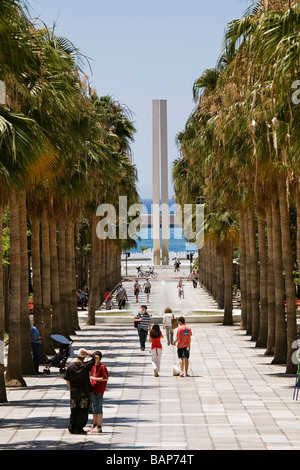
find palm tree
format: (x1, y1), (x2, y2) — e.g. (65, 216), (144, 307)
(1, 5), (83, 384)
(234, 0), (299, 371)
(85, 95), (139, 325)
(0, 9), (100, 386)
(0, 0), (142, 402)
(204, 210), (239, 325)
(173, 0), (300, 376)
(222, 0), (299, 372)
(1, 111), (50, 388)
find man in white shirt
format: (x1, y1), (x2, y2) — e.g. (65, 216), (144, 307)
(163, 307), (175, 345)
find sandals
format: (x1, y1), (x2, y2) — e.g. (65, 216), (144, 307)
(88, 426), (102, 434)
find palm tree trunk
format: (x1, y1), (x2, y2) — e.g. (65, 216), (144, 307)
(50, 218), (60, 334)
(297, 179), (300, 278)
(239, 208), (248, 330)
(202, 243), (208, 290)
(207, 241), (211, 295)
(198, 248), (203, 285)
(223, 240), (233, 326)
(31, 218), (43, 325)
(104, 239), (111, 291)
(72, 225), (80, 330)
(265, 200), (275, 355)
(256, 206), (268, 348)
(244, 211), (252, 335)
(116, 244), (122, 285)
(112, 242), (117, 290)
(41, 209), (54, 355)
(99, 239), (106, 306)
(271, 194), (287, 364)
(0, 204), (7, 402)
(212, 244), (217, 300)
(277, 175), (297, 374)
(248, 206), (260, 342)
(5, 188), (26, 387)
(87, 218), (100, 325)
(65, 220), (75, 335)
(19, 191), (35, 374)
(58, 222), (68, 337)
(216, 254), (224, 309)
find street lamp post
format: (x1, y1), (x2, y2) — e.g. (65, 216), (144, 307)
(124, 252), (130, 275)
(187, 252), (194, 274)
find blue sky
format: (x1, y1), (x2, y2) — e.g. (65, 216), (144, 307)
(29, 0), (252, 199)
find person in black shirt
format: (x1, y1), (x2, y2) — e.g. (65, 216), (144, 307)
(134, 305), (151, 351)
(64, 348), (95, 434)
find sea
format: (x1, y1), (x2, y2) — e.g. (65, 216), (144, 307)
(128, 198), (198, 254)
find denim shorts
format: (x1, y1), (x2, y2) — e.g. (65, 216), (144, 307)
(177, 347), (190, 359)
(90, 393), (103, 414)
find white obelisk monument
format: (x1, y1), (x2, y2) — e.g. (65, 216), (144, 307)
(152, 99), (169, 266)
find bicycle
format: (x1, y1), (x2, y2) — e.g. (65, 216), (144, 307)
(136, 266), (158, 279)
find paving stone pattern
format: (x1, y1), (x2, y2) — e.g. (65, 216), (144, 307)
(1, 321), (300, 450)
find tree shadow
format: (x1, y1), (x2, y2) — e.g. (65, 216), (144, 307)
(2, 323), (187, 448)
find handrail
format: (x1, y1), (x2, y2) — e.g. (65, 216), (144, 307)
(99, 282), (123, 310)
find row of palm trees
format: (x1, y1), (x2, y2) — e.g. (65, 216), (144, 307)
(173, 0), (300, 374)
(0, 0), (139, 402)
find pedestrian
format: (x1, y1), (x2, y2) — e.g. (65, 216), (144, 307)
(63, 348), (95, 435)
(116, 283), (128, 310)
(143, 278), (151, 303)
(149, 324), (163, 377)
(190, 270), (198, 288)
(174, 316), (192, 377)
(174, 257), (180, 272)
(133, 280), (141, 303)
(163, 307), (175, 346)
(76, 290), (83, 309)
(104, 288), (112, 310)
(88, 351), (109, 434)
(30, 321), (45, 374)
(134, 305), (151, 351)
(177, 277), (184, 298)
(81, 289), (87, 307)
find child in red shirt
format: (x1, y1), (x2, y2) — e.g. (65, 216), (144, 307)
(88, 351), (108, 434)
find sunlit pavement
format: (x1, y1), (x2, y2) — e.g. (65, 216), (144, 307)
(1, 317), (300, 450)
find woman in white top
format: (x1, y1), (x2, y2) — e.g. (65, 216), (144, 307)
(143, 278), (151, 303)
(162, 307), (175, 346)
(133, 280), (141, 303)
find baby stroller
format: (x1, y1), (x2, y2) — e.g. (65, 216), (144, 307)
(43, 334), (73, 375)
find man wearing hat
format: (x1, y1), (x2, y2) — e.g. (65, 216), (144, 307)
(30, 321), (45, 374)
(64, 348), (95, 434)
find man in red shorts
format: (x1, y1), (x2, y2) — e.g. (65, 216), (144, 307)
(174, 316), (192, 377)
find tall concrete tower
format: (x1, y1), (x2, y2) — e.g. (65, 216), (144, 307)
(152, 99), (169, 266)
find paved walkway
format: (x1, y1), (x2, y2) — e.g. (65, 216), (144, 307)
(106, 266), (220, 316)
(1, 320), (300, 450)
(1, 266), (299, 451)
